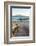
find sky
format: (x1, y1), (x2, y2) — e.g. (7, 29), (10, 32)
(12, 8), (32, 16)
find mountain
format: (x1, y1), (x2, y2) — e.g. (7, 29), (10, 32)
(11, 15), (29, 21)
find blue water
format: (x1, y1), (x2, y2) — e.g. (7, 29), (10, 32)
(10, 15), (29, 21)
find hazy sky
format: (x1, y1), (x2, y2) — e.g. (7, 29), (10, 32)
(12, 8), (32, 16)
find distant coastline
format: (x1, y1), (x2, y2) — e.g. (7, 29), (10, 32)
(11, 15), (29, 21)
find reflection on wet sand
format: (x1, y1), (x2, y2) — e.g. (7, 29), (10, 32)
(12, 23), (29, 37)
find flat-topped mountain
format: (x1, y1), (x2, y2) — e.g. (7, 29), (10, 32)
(12, 15), (29, 21)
